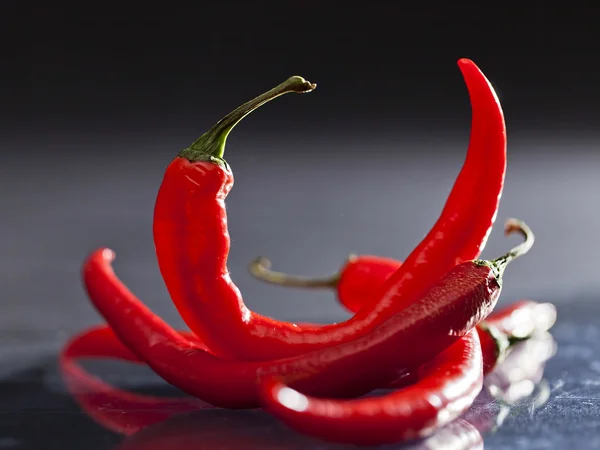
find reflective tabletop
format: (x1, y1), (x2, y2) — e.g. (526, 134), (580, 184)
(3, 139), (600, 449)
(2, 303), (597, 450)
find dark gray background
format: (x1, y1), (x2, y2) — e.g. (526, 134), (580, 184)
(3, 136), (600, 333)
(4, 3), (600, 449)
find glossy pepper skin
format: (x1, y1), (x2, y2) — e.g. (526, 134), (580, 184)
(261, 330), (483, 446)
(60, 305), (512, 405)
(150, 57), (507, 361)
(59, 311), (552, 444)
(60, 307), (509, 414)
(256, 219), (533, 444)
(252, 255), (557, 346)
(380, 321), (507, 390)
(82, 218), (531, 409)
(59, 325), (496, 444)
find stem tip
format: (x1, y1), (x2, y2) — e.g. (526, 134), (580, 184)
(488, 218), (535, 278)
(180, 75), (316, 162)
(285, 76), (317, 93)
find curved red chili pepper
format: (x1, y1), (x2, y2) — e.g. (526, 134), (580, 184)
(261, 329), (483, 446)
(82, 219), (530, 409)
(268, 328), (551, 446)
(250, 257), (557, 344)
(248, 254), (405, 314)
(61, 325), (553, 447)
(60, 330), (554, 447)
(59, 318), (508, 421)
(149, 57), (506, 360)
(385, 322), (507, 390)
(252, 255), (554, 376)
(60, 328), (483, 450)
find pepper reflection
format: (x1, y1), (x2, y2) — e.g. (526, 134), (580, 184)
(59, 330), (556, 449)
(60, 325), (213, 436)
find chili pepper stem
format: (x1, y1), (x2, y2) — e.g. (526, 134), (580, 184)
(478, 321), (510, 366)
(248, 256), (357, 289)
(475, 218), (535, 281)
(178, 76), (316, 163)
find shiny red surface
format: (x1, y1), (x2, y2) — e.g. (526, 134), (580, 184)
(82, 248), (500, 409)
(150, 58), (507, 361)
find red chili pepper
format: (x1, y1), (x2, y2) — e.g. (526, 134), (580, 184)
(61, 318), (553, 447)
(250, 257), (557, 344)
(249, 255), (405, 315)
(261, 329), (483, 446)
(82, 218), (531, 409)
(251, 257), (555, 376)
(484, 331), (556, 404)
(476, 322), (509, 375)
(383, 304), (555, 392)
(149, 57), (506, 360)
(385, 321), (507, 391)
(60, 329), (486, 450)
(58, 314), (508, 425)
(60, 325), (553, 447)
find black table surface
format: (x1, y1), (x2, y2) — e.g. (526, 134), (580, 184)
(2, 134), (600, 449)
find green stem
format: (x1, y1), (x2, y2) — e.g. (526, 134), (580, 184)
(507, 335), (530, 346)
(476, 218), (535, 279)
(479, 321), (510, 363)
(249, 257), (341, 288)
(179, 76), (316, 163)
